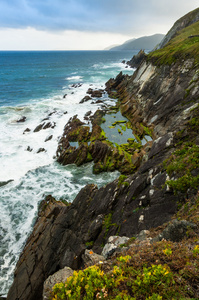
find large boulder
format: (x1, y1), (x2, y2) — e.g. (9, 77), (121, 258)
(102, 236), (130, 259)
(43, 267), (73, 300)
(154, 220), (197, 242)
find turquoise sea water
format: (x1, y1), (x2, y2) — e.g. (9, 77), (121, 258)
(0, 50), (137, 295)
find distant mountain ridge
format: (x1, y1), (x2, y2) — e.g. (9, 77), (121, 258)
(109, 34), (165, 51)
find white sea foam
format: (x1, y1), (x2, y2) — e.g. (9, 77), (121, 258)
(0, 80), (120, 295)
(65, 75), (83, 81)
(0, 82), (112, 182)
(0, 162), (119, 294)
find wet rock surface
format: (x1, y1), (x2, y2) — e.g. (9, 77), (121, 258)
(17, 116), (26, 123)
(86, 88), (104, 98)
(0, 180), (14, 187)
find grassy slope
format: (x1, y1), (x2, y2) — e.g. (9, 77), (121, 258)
(148, 21), (199, 65)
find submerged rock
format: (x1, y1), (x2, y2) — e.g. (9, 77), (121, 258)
(0, 180), (14, 187)
(79, 95), (91, 103)
(17, 116), (26, 123)
(86, 88), (104, 98)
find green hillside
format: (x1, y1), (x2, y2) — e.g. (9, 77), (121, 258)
(148, 20), (199, 65)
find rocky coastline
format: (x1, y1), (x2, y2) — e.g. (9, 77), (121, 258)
(6, 8), (199, 300)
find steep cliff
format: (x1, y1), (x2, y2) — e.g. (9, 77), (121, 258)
(158, 7), (199, 49)
(7, 11), (199, 300)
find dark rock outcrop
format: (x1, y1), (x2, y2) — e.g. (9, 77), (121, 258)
(0, 180), (13, 187)
(37, 148), (46, 153)
(153, 220), (197, 242)
(45, 135), (53, 142)
(127, 49), (147, 69)
(23, 128), (31, 134)
(79, 95), (91, 104)
(86, 88), (104, 98)
(34, 121), (56, 133)
(56, 110), (138, 174)
(17, 116), (26, 123)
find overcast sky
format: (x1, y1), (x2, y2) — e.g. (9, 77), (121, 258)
(0, 0), (198, 50)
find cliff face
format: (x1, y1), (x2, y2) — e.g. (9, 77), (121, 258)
(7, 12), (199, 300)
(111, 58), (198, 137)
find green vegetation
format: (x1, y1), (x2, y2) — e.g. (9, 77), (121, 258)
(50, 229), (199, 299)
(148, 21), (199, 65)
(118, 175), (129, 187)
(85, 241), (94, 248)
(112, 120), (127, 126)
(164, 142), (199, 194)
(52, 194), (199, 300)
(103, 213), (117, 238)
(140, 124), (153, 138)
(50, 192), (199, 299)
(164, 104), (199, 195)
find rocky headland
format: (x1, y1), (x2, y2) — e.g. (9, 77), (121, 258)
(7, 8), (199, 300)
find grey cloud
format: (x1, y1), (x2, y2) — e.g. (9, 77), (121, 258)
(0, 0), (198, 34)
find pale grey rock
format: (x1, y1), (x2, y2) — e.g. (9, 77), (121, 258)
(43, 267), (73, 300)
(82, 249), (105, 267)
(136, 230), (150, 241)
(102, 236), (129, 259)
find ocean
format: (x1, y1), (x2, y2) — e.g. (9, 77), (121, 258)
(0, 50), (137, 295)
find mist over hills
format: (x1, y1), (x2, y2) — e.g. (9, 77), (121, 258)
(108, 34), (164, 51)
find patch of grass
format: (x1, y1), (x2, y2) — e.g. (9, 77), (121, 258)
(164, 142), (199, 194)
(140, 124), (153, 138)
(118, 175), (129, 187)
(85, 241), (94, 248)
(103, 213), (117, 237)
